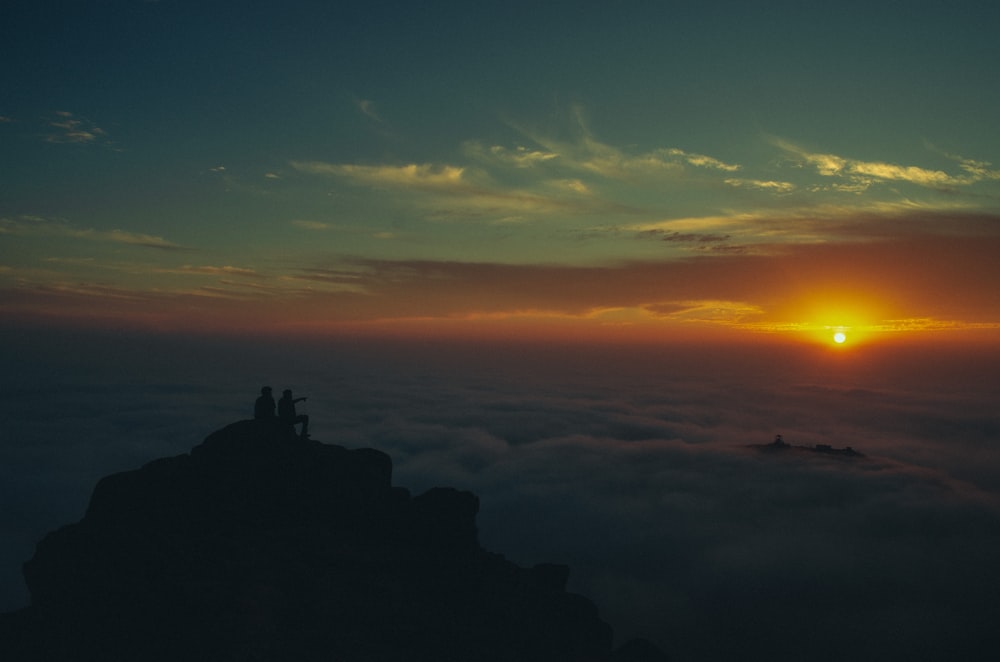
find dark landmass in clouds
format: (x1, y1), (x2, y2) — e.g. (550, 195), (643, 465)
(2, 326), (999, 660)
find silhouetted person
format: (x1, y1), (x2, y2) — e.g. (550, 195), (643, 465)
(254, 386), (275, 420)
(279, 388), (309, 438)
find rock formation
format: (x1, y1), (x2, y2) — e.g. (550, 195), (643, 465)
(0, 420), (667, 661)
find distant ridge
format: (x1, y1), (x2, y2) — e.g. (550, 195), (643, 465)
(0, 419), (667, 662)
(749, 435), (865, 458)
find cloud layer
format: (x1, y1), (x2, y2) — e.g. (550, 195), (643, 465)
(2, 330), (998, 661)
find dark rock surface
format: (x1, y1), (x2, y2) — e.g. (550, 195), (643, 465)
(0, 420), (667, 661)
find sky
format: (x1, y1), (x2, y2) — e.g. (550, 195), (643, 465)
(3, 2), (1000, 660)
(2, 0), (1000, 345)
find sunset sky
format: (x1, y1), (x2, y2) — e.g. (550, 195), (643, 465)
(3, 0), (999, 346)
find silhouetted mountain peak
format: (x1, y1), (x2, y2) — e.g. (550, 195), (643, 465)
(2, 420), (667, 662)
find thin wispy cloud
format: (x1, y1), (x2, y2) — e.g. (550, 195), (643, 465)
(350, 96), (395, 139)
(504, 107), (742, 182)
(540, 135), (687, 181)
(291, 159), (608, 220)
(937, 148), (1000, 181)
(772, 137), (1000, 189)
(1, 216), (183, 250)
(546, 178), (592, 195)
(15, 280), (152, 302)
(291, 161), (467, 189)
(45, 111), (109, 145)
(463, 142), (560, 168)
(102, 230), (184, 250)
(173, 265), (261, 277)
(286, 112), (998, 244)
(666, 148), (741, 172)
(291, 220), (333, 231)
(643, 299), (765, 323)
(626, 201), (995, 248)
(356, 98), (382, 123)
(724, 178), (796, 193)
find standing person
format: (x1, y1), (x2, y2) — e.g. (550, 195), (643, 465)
(278, 389), (309, 438)
(254, 386), (275, 420)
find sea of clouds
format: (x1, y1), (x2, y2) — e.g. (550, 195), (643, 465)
(2, 327), (999, 661)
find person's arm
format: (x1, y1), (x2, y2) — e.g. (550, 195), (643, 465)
(295, 397), (308, 404)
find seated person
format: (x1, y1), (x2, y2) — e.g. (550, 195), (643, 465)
(278, 389), (309, 438)
(254, 386), (275, 419)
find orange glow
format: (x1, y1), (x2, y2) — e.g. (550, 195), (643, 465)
(771, 285), (896, 348)
(2, 234), (998, 348)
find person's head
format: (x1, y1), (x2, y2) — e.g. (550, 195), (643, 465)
(261, 386), (272, 395)
(283, 389), (292, 398)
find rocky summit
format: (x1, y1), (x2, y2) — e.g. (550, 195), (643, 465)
(1, 420), (667, 662)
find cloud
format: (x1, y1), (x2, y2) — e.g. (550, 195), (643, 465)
(45, 111), (109, 145)
(355, 98), (382, 123)
(102, 229), (184, 250)
(627, 200), (1000, 249)
(291, 161), (467, 189)
(0, 216), (183, 250)
(2, 330), (999, 661)
(301, 338), (1000, 659)
(666, 148), (741, 172)
(547, 178), (592, 195)
(924, 143), (1000, 182)
(255, 226), (997, 337)
(463, 142), (560, 168)
(636, 229), (732, 245)
(956, 157), (1000, 180)
(850, 161), (958, 186)
(173, 265), (261, 277)
(290, 159), (608, 220)
(504, 107), (741, 182)
(12, 281), (153, 303)
(643, 299), (765, 322)
(290, 123), (739, 226)
(772, 137), (997, 189)
(291, 220), (332, 231)
(282, 267), (371, 294)
(724, 178), (796, 193)
(6, 212), (998, 339)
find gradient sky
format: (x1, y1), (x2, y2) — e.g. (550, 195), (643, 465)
(3, 0), (999, 345)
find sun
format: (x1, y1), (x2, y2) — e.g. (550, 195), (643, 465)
(833, 331), (847, 344)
